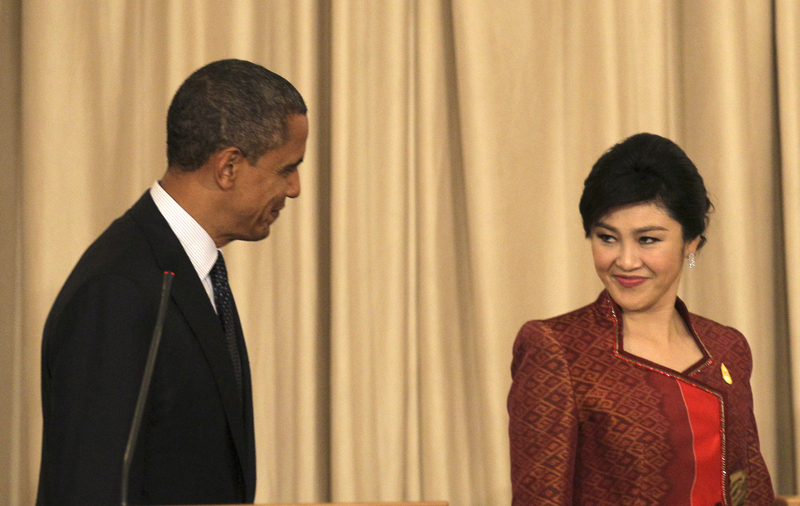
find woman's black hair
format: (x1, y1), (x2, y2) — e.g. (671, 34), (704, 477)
(579, 133), (713, 247)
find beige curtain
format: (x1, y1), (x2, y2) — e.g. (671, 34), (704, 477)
(0, 0), (23, 504)
(1, 1), (797, 506)
(777, 0), (800, 492)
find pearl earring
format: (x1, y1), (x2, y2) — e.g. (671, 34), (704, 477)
(688, 253), (696, 269)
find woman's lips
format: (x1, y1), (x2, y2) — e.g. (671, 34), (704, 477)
(614, 275), (646, 288)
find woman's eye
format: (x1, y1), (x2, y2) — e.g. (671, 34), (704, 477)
(597, 234), (616, 243)
(639, 236), (660, 244)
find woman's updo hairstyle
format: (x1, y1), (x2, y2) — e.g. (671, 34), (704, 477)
(579, 133), (713, 248)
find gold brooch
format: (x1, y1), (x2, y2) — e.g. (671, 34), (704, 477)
(721, 363), (733, 384)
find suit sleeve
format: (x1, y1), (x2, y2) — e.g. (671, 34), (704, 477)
(507, 321), (578, 506)
(38, 274), (157, 506)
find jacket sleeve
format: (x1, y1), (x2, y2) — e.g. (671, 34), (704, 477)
(37, 274), (156, 506)
(508, 320), (578, 506)
(734, 330), (775, 506)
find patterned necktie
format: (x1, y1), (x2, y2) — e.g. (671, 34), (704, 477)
(210, 251), (243, 401)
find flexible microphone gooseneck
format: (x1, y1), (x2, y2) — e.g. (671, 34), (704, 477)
(121, 271), (174, 506)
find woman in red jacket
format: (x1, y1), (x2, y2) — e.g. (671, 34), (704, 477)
(508, 133), (774, 506)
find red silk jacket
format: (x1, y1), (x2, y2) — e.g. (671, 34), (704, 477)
(508, 292), (774, 506)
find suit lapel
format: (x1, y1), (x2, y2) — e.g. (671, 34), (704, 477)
(229, 294), (257, 501)
(127, 192), (251, 482)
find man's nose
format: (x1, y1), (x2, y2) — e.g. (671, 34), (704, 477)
(287, 170), (300, 198)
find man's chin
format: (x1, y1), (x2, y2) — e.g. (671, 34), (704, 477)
(252, 227), (271, 241)
(233, 226), (271, 243)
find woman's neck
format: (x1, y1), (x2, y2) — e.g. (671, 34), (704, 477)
(622, 304), (686, 345)
(620, 303), (703, 372)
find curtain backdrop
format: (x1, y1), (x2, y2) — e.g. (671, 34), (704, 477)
(777, 0), (800, 492)
(1, 1), (797, 505)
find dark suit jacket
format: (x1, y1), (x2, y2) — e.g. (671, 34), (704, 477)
(37, 191), (256, 505)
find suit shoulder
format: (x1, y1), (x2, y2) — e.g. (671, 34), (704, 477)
(45, 205), (164, 331)
(84, 212), (152, 268)
(67, 192), (164, 279)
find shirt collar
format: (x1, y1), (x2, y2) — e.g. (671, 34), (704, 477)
(150, 181), (219, 280)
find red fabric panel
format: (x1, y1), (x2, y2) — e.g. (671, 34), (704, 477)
(679, 381), (723, 506)
(647, 373), (695, 505)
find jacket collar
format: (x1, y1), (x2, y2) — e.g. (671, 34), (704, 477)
(593, 290), (714, 377)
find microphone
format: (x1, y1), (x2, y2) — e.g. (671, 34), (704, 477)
(120, 271), (175, 505)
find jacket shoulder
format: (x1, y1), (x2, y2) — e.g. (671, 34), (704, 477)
(513, 295), (616, 373)
(689, 313), (753, 376)
(689, 312), (745, 341)
(44, 194), (168, 337)
(517, 297), (614, 346)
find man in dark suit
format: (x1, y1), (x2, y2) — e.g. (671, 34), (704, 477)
(36, 59), (307, 505)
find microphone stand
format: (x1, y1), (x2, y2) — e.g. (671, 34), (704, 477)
(120, 271), (174, 505)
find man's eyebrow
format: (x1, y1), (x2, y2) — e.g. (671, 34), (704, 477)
(281, 158), (304, 172)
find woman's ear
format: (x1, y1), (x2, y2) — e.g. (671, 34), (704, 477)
(684, 235), (702, 257)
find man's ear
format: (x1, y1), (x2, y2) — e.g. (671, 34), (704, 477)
(212, 147), (246, 190)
